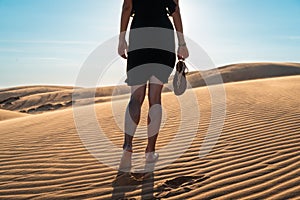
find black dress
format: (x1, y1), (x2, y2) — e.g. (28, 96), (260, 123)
(125, 0), (177, 86)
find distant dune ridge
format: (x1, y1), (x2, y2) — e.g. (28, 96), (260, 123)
(1, 62), (300, 114)
(182, 62), (300, 88)
(0, 62), (299, 199)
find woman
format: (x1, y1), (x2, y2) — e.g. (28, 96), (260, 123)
(118, 0), (189, 163)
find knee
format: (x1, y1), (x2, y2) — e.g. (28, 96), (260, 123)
(129, 95), (144, 108)
(148, 95), (161, 107)
(128, 97), (142, 117)
(130, 89), (145, 105)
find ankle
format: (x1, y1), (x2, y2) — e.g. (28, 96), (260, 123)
(123, 143), (133, 152)
(145, 146), (155, 153)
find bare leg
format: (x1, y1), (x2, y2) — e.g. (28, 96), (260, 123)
(123, 84), (147, 152)
(146, 76), (163, 153)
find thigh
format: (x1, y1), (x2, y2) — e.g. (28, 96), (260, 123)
(148, 76), (164, 104)
(130, 84), (147, 103)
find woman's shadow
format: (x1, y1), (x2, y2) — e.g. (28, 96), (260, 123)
(111, 151), (156, 200)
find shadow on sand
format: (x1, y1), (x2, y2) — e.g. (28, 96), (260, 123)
(112, 151), (156, 199)
(111, 151), (209, 199)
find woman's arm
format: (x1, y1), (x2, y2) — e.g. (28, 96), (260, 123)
(171, 0), (189, 59)
(118, 0), (132, 59)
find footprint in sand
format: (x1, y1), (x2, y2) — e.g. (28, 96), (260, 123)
(155, 175), (208, 198)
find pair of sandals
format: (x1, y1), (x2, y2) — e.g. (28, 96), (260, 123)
(173, 59), (188, 96)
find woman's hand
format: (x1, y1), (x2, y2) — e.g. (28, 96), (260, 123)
(118, 39), (128, 59)
(119, 0), (132, 59)
(177, 45), (189, 60)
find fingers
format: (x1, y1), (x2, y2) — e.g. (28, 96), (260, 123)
(118, 40), (128, 59)
(177, 55), (184, 60)
(118, 45), (128, 59)
(177, 46), (189, 60)
(118, 50), (127, 59)
(121, 54), (128, 59)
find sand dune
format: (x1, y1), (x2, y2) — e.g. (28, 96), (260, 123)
(0, 75), (299, 199)
(181, 62), (300, 89)
(0, 85), (130, 114)
(0, 85), (73, 102)
(1, 62), (299, 114)
(0, 86), (74, 113)
(0, 109), (28, 121)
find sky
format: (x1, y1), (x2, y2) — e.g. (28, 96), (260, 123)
(0, 0), (300, 88)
